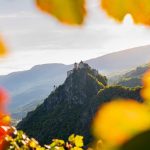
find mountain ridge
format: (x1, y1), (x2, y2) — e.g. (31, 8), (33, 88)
(86, 45), (150, 73)
(18, 62), (142, 145)
(0, 45), (150, 118)
(18, 62), (107, 144)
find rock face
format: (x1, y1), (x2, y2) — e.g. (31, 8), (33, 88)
(18, 62), (107, 145)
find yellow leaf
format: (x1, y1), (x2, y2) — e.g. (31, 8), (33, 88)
(29, 139), (38, 148)
(101, 0), (127, 22)
(101, 0), (150, 26)
(141, 70), (150, 103)
(74, 135), (83, 147)
(35, 0), (86, 25)
(0, 38), (7, 57)
(2, 115), (11, 125)
(92, 100), (150, 146)
(69, 134), (75, 142)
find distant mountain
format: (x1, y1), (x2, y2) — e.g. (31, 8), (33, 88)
(0, 63), (72, 113)
(17, 63), (142, 145)
(86, 45), (150, 74)
(117, 78), (142, 88)
(0, 45), (150, 118)
(116, 64), (150, 88)
(122, 64), (149, 79)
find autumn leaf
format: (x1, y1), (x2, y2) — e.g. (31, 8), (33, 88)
(35, 0), (86, 25)
(0, 88), (10, 149)
(0, 88), (9, 112)
(101, 0), (127, 22)
(92, 100), (150, 146)
(74, 135), (84, 147)
(69, 134), (75, 142)
(101, 0), (150, 26)
(0, 127), (8, 150)
(0, 38), (7, 57)
(29, 138), (39, 148)
(141, 70), (150, 104)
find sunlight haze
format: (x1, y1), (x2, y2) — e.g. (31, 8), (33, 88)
(0, 0), (150, 75)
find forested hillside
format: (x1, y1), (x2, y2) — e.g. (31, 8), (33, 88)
(1, 46), (150, 120)
(18, 63), (142, 145)
(111, 64), (150, 88)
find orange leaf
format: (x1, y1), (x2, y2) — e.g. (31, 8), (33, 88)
(141, 70), (150, 103)
(0, 88), (9, 112)
(101, 0), (150, 26)
(92, 100), (150, 146)
(0, 126), (11, 150)
(0, 38), (7, 57)
(35, 0), (86, 25)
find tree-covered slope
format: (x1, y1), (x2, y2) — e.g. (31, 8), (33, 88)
(113, 64), (150, 88)
(1, 46), (150, 120)
(123, 64), (149, 79)
(17, 64), (143, 146)
(117, 78), (142, 88)
(18, 63), (107, 145)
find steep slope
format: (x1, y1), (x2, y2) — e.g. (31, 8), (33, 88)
(123, 64), (149, 78)
(117, 78), (142, 88)
(18, 63), (142, 145)
(1, 45), (150, 118)
(116, 64), (149, 87)
(17, 63), (107, 145)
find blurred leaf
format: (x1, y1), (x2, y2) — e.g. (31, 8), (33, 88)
(0, 115), (11, 126)
(0, 38), (7, 57)
(35, 0), (86, 25)
(101, 0), (127, 22)
(0, 88), (9, 112)
(92, 100), (150, 146)
(101, 0), (150, 26)
(141, 70), (150, 103)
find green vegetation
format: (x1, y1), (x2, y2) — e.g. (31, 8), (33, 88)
(97, 86), (142, 102)
(124, 64), (149, 79)
(17, 63), (143, 146)
(110, 64), (149, 88)
(117, 78), (141, 88)
(18, 63), (107, 145)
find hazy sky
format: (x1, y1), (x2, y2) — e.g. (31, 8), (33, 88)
(0, 0), (150, 75)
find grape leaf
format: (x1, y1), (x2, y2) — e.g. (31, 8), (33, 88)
(101, 0), (150, 26)
(36, 0), (86, 25)
(0, 38), (7, 57)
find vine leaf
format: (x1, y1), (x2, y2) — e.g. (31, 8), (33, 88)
(35, 0), (86, 25)
(0, 38), (7, 57)
(101, 0), (150, 26)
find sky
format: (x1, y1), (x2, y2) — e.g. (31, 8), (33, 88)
(0, 0), (150, 75)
